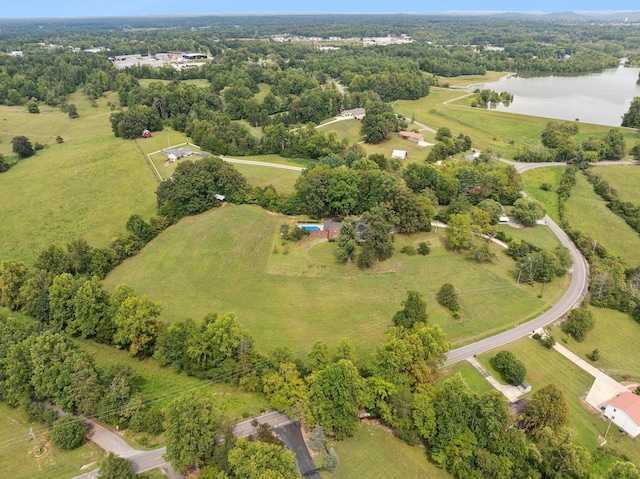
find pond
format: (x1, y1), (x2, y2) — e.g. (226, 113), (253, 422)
(477, 65), (640, 127)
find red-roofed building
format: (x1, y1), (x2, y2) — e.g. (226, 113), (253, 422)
(604, 392), (640, 437)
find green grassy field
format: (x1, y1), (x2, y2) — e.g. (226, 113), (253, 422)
(230, 163), (300, 194)
(0, 403), (104, 479)
(522, 167), (565, 222)
(319, 422), (452, 479)
(0, 92), (158, 262)
(565, 173), (640, 267)
(477, 336), (640, 464)
(592, 165), (640, 204)
(497, 223), (562, 251)
(553, 307), (640, 383)
(436, 71), (512, 88)
(104, 204), (567, 355)
(253, 83), (272, 102)
(228, 154), (316, 168)
(394, 88), (638, 159)
(437, 360), (495, 395)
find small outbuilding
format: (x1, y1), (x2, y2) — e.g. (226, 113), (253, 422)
(280, 224), (290, 236)
(391, 150), (407, 160)
(604, 392), (640, 438)
(142, 129), (152, 138)
(214, 194), (226, 202)
(518, 381), (532, 394)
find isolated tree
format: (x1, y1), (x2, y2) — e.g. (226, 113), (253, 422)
(393, 290), (428, 328)
(512, 198), (546, 227)
(51, 415), (89, 450)
(308, 425), (327, 453)
(99, 452), (133, 479)
(523, 384), (569, 437)
(336, 217), (358, 263)
(562, 307), (595, 342)
(67, 104), (79, 119)
(445, 214), (472, 250)
(493, 350), (527, 385)
(26, 100), (40, 114)
(11, 135), (35, 158)
(164, 392), (222, 473)
(323, 447), (339, 472)
(436, 284), (460, 313)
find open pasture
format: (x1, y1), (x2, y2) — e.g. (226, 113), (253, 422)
(0, 92), (158, 262)
(592, 164), (640, 205)
(105, 204), (567, 355)
(564, 173), (640, 267)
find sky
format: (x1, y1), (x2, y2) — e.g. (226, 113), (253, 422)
(1, 0), (639, 18)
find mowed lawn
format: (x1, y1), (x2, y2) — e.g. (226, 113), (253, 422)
(554, 307), (640, 383)
(105, 204), (567, 355)
(0, 92), (158, 262)
(592, 164), (640, 204)
(522, 167), (565, 222)
(477, 337), (640, 464)
(321, 422), (452, 479)
(230, 163), (301, 194)
(565, 173), (640, 267)
(497, 223), (562, 251)
(0, 403), (104, 479)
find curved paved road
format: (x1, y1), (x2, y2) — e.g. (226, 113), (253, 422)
(444, 160), (595, 365)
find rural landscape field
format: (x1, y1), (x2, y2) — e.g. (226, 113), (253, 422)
(2, 9), (640, 479)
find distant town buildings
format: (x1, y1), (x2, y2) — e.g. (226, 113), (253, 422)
(362, 34), (414, 46)
(110, 51), (210, 70)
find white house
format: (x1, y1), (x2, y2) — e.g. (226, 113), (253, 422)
(604, 392), (640, 438)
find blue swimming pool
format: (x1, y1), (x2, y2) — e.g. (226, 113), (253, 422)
(300, 225), (321, 231)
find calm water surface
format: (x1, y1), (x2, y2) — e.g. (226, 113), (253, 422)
(478, 66), (640, 127)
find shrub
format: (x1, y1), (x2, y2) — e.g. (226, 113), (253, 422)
(561, 308), (595, 342)
(34, 142), (44, 151)
(587, 349), (600, 362)
(417, 242), (431, 255)
(493, 350), (527, 385)
(400, 245), (416, 255)
(56, 136), (64, 143)
(323, 447), (339, 472)
(309, 425), (327, 453)
(285, 226), (310, 242)
(437, 283), (460, 312)
(541, 334), (556, 349)
(540, 182), (553, 191)
(51, 416), (89, 450)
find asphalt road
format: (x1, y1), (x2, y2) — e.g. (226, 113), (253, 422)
(444, 160), (597, 365)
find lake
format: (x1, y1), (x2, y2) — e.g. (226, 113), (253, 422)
(477, 65), (640, 127)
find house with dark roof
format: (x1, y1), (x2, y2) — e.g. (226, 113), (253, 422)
(604, 392), (640, 437)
